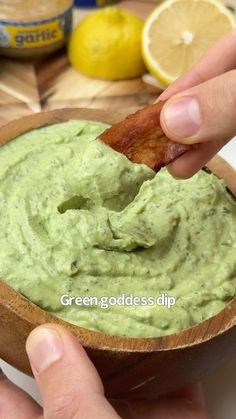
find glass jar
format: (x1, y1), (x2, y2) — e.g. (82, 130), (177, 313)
(0, 0), (73, 58)
(74, 0), (118, 6)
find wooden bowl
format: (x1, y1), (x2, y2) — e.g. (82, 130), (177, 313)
(0, 108), (236, 399)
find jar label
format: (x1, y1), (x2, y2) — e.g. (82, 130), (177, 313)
(0, 7), (72, 49)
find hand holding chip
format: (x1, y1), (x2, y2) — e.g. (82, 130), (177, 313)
(158, 30), (236, 179)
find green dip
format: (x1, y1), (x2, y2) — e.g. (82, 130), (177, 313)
(0, 120), (236, 338)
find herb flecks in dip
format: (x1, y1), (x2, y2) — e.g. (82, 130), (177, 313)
(0, 120), (236, 338)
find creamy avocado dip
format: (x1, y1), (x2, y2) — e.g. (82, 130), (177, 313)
(0, 120), (236, 338)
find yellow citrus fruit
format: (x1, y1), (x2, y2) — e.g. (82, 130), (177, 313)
(142, 0), (235, 86)
(68, 7), (146, 80)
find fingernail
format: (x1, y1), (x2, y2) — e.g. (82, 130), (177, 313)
(26, 327), (63, 375)
(162, 97), (202, 139)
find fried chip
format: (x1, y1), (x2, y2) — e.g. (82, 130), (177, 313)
(99, 101), (189, 172)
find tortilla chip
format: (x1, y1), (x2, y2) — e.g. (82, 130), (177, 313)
(99, 101), (188, 172)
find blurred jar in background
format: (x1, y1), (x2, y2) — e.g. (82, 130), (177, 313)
(0, 0), (73, 58)
(74, 0), (119, 7)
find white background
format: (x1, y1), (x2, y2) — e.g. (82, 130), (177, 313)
(1, 139), (236, 418)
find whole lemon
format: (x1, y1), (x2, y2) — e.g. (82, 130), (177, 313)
(68, 7), (146, 80)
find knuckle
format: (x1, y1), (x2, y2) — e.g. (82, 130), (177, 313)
(205, 70), (236, 113)
(192, 67), (205, 86)
(45, 390), (82, 419)
(225, 70), (236, 105)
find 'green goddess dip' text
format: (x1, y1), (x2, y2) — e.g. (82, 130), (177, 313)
(0, 120), (236, 337)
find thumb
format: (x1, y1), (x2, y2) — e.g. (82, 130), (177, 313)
(26, 324), (119, 419)
(160, 69), (236, 146)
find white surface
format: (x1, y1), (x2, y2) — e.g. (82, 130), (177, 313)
(1, 139), (236, 417)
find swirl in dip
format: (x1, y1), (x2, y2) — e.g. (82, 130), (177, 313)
(0, 120), (236, 337)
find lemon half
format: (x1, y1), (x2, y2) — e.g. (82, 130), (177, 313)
(69, 7), (145, 80)
(142, 0), (235, 86)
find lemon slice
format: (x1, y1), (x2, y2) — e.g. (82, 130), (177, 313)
(142, 0), (235, 86)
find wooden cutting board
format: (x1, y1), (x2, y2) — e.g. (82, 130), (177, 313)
(0, 1), (161, 126)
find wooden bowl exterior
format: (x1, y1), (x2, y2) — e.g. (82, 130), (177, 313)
(0, 109), (236, 399)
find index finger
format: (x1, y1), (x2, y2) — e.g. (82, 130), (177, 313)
(158, 29), (236, 101)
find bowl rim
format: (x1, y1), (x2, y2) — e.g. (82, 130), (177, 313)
(0, 107), (235, 353)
